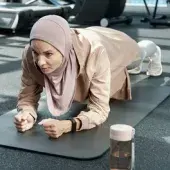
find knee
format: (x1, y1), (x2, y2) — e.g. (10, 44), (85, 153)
(138, 40), (157, 57)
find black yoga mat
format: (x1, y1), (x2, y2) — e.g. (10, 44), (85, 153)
(0, 76), (169, 160)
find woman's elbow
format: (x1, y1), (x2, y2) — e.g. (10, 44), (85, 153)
(100, 108), (110, 125)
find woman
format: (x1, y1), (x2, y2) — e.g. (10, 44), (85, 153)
(14, 15), (162, 139)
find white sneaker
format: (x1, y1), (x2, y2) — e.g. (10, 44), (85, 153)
(128, 63), (142, 74)
(146, 46), (162, 76)
(128, 43), (146, 75)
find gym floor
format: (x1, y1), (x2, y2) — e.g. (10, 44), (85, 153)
(0, 14), (170, 170)
(127, 0), (166, 5)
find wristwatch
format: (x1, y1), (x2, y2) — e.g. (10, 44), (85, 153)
(67, 118), (82, 132)
(67, 118), (77, 133)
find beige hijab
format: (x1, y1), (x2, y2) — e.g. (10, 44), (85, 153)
(30, 15), (77, 116)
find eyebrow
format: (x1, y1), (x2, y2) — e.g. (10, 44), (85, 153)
(31, 48), (53, 54)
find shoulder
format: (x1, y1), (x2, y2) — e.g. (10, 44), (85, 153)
(85, 45), (110, 80)
(93, 46), (110, 74)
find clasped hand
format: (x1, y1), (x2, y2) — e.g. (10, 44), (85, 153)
(14, 111), (70, 138)
(38, 119), (70, 138)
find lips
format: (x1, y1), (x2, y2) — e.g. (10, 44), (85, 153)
(41, 68), (49, 72)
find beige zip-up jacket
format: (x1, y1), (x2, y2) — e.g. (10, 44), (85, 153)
(17, 26), (140, 131)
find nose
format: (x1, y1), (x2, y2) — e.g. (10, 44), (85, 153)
(37, 55), (46, 67)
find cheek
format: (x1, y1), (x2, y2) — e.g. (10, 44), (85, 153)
(52, 56), (62, 68)
(46, 58), (60, 69)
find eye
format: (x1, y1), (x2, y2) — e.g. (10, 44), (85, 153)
(32, 50), (38, 57)
(45, 52), (53, 58)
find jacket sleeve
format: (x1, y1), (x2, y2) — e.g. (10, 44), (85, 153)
(76, 48), (111, 130)
(17, 46), (43, 121)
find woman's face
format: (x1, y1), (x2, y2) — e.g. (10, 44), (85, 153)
(31, 40), (63, 74)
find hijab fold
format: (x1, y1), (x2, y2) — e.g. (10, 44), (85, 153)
(30, 15), (77, 116)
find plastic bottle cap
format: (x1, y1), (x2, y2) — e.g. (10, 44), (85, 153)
(110, 124), (135, 141)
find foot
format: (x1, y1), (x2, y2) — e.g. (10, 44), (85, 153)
(146, 46), (162, 76)
(128, 65), (142, 74)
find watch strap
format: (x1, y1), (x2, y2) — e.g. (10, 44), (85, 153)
(67, 118), (77, 133)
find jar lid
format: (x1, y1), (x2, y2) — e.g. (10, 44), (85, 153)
(110, 124), (135, 141)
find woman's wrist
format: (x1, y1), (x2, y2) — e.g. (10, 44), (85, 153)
(74, 118), (81, 130)
(63, 120), (72, 133)
(63, 118), (81, 133)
